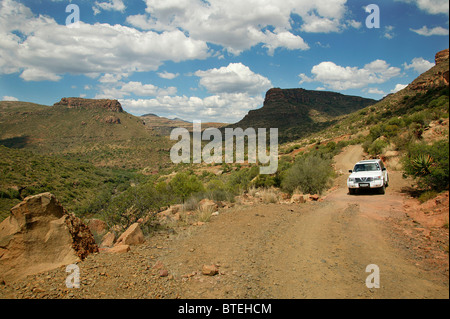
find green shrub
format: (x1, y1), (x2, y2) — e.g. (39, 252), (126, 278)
(0, 188), (20, 200)
(252, 174), (279, 189)
(168, 172), (205, 203)
(205, 179), (235, 202)
(418, 190), (439, 203)
(402, 140), (449, 191)
(367, 139), (389, 156)
(102, 183), (164, 230)
(391, 133), (415, 152)
(226, 166), (259, 193)
(281, 154), (334, 195)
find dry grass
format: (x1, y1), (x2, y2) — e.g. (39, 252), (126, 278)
(196, 205), (215, 222)
(259, 188), (279, 204)
(248, 186), (258, 197)
(182, 196), (200, 212)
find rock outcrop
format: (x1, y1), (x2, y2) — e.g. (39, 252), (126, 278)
(0, 193), (98, 283)
(53, 98), (123, 113)
(102, 115), (122, 124)
(405, 49), (449, 93)
(435, 49), (449, 65)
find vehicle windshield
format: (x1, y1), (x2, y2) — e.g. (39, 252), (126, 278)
(353, 163), (380, 172)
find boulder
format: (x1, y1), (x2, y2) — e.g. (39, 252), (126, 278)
(198, 199), (218, 212)
(100, 231), (116, 248)
(114, 223), (145, 246)
(159, 269), (169, 277)
(0, 193), (98, 282)
(158, 204), (183, 221)
(105, 244), (130, 254)
(290, 194), (306, 204)
(202, 264), (219, 276)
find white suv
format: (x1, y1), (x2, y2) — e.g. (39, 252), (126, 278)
(347, 159), (389, 195)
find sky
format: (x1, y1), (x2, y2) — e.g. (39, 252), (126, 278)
(0, 0), (448, 123)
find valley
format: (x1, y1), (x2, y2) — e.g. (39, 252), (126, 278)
(0, 145), (448, 299)
(0, 49), (448, 300)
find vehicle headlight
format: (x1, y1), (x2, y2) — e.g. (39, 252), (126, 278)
(348, 178), (355, 182)
(373, 176), (382, 180)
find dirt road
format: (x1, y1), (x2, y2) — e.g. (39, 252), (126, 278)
(1, 145), (448, 299)
(156, 145), (448, 299)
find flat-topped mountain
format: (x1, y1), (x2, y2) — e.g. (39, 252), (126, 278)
(229, 88), (376, 142)
(54, 98), (123, 113)
(0, 99), (170, 170)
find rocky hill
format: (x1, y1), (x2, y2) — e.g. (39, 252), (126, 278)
(388, 48), (448, 98)
(54, 98), (123, 113)
(280, 48), (449, 150)
(0, 98), (171, 170)
(229, 88), (376, 143)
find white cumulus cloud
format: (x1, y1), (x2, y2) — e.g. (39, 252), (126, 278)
(194, 63), (272, 95)
(119, 63), (272, 123)
(403, 57), (435, 73)
(157, 71), (180, 80)
(410, 26), (449, 36)
(391, 84), (408, 93)
(0, 0), (210, 82)
(95, 81), (177, 99)
(396, 0), (449, 15)
(93, 0), (126, 15)
(120, 93), (265, 123)
(299, 60), (401, 91)
(2, 96), (19, 101)
(126, 0), (352, 55)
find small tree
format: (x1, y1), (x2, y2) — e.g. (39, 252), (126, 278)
(281, 154), (334, 195)
(102, 183), (165, 230)
(168, 172), (205, 203)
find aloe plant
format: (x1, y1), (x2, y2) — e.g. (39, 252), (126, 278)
(411, 154), (434, 177)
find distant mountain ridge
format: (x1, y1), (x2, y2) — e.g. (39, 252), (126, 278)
(141, 113), (226, 136)
(229, 88), (377, 142)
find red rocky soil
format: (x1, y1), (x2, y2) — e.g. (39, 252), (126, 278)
(0, 146), (448, 299)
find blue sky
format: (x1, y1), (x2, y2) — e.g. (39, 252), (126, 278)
(0, 0), (448, 123)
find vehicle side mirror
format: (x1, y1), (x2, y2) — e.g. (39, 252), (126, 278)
(349, 170), (353, 173)
(382, 168), (386, 171)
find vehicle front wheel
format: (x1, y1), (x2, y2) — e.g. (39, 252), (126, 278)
(349, 188), (356, 195)
(378, 185), (386, 195)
